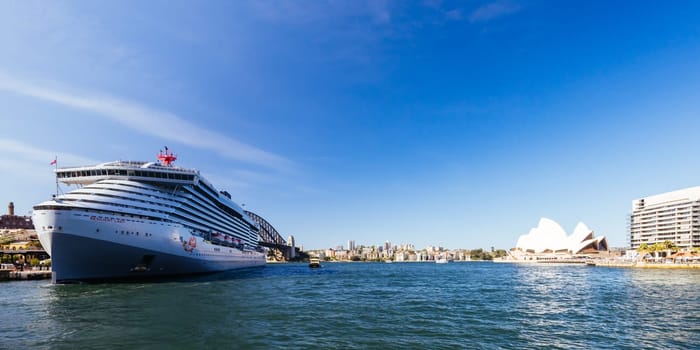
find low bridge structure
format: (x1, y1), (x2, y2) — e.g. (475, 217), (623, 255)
(245, 210), (299, 261)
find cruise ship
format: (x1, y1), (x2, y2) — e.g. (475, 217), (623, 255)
(32, 149), (266, 283)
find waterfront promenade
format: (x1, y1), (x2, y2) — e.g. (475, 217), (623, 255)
(592, 260), (700, 269)
(0, 268), (51, 281)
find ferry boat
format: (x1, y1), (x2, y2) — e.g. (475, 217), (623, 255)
(309, 257), (321, 268)
(32, 149), (266, 283)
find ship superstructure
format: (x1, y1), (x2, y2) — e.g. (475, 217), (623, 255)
(33, 149), (265, 283)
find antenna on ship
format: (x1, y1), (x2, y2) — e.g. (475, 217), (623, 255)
(157, 146), (177, 166)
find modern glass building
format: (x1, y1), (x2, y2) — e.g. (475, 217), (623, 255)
(629, 186), (700, 249)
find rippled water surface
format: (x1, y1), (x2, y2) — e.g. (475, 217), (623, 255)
(1, 262), (699, 349)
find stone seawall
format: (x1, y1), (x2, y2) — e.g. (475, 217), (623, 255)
(592, 261), (700, 269)
(0, 270), (52, 281)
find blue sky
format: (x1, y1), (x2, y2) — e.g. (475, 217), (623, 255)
(2, 0), (700, 250)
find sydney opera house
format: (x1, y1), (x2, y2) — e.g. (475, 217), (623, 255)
(508, 218), (608, 261)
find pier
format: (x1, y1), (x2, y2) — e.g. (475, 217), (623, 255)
(0, 269), (52, 281)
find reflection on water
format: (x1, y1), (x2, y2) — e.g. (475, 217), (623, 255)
(624, 269), (700, 346)
(512, 265), (700, 349)
(1, 263), (698, 349)
(628, 268), (700, 287)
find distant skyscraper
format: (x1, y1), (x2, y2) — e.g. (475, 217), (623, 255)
(348, 240), (355, 251)
(630, 186), (700, 249)
(384, 240), (391, 251)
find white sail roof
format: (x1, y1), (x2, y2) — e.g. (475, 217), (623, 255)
(515, 218), (607, 254)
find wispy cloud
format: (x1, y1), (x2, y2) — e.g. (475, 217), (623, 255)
(0, 138), (98, 187)
(203, 168), (279, 192)
(469, 1), (520, 23)
(0, 73), (293, 172)
(445, 9), (463, 21)
(248, 0), (393, 25)
(0, 138), (98, 166)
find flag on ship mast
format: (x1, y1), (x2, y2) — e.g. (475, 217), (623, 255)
(51, 156), (58, 197)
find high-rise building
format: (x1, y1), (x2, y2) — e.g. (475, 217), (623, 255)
(629, 186), (700, 249)
(348, 240), (355, 251)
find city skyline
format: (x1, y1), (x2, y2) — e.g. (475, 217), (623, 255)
(2, 1), (700, 250)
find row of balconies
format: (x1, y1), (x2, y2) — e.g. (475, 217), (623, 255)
(635, 235), (691, 241)
(632, 228), (694, 232)
(633, 207), (696, 216)
(636, 207), (688, 215)
(634, 212), (694, 220)
(630, 224), (695, 230)
(630, 237), (699, 243)
(629, 223), (700, 229)
(632, 213), (695, 219)
(633, 231), (694, 237)
(633, 221), (699, 226)
(629, 221), (695, 228)
(631, 224), (698, 229)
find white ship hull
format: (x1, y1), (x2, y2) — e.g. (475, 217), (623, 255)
(34, 209), (265, 283)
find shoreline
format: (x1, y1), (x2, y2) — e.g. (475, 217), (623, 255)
(0, 269), (52, 282)
(494, 259), (700, 269)
(592, 261), (700, 269)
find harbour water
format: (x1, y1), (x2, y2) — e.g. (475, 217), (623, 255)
(1, 262), (699, 349)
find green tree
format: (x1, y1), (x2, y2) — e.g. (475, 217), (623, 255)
(646, 243), (656, 258)
(638, 243), (649, 252)
(653, 243), (666, 255)
(493, 249), (508, 258)
(662, 240), (677, 251)
(470, 248), (483, 260)
(470, 249), (494, 260)
(12, 254), (24, 264)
